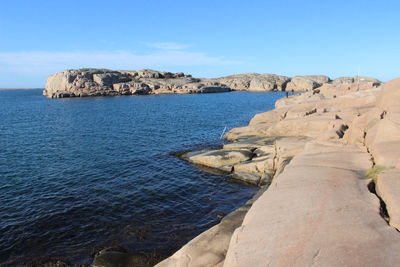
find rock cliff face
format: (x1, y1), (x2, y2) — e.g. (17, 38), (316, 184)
(43, 69), (231, 98)
(156, 77), (400, 267)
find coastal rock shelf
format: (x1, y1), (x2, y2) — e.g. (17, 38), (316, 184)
(43, 68), (381, 98)
(156, 77), (400, 266)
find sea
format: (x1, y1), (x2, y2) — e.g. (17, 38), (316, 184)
(0, 89), (284, 265)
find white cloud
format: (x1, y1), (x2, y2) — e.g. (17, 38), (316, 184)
(145, 42), (191, 50)
(0, 49), (240, 76)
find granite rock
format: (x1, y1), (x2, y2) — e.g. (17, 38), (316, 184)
(213, 73), (290, 91)
(286, 75), (330, 92)
(44, 68), (231, 98)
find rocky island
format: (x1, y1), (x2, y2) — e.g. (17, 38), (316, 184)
(43, 69), (231, 98)
(43, 68), (381, 98)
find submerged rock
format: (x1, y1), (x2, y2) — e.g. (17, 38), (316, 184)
(186, 149), (254, 169)
(92, 251), (162, 267)
(183, 136), (309, 186)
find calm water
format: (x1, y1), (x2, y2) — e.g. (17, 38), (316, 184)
(0, 89), (284, 265)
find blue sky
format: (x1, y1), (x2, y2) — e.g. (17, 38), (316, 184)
(0, 0), (399, 87)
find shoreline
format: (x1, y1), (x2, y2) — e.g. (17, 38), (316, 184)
(92, 90), (309, 266)
(4, 75), (398, 266)
(43, 68), (382, 98)
(152, 77), (400, 266)
(1, 89), (268, 266)
(0, 88), (42, 90)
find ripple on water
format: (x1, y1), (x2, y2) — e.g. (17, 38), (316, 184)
(0, 90), (284, 264)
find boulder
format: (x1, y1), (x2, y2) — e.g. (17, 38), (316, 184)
(186, 137), (308, 185)
(332, 76), (381, 86)
(93, 73), (131, 86)
(213, 73), (290, 91)
(233, 155), (274, 176)
(368, 141), (400, 168)
(222, 137), (276, 150)
(376, 169), (400, 231)
(224, 123), (274, 141)
(365, 118), (400, 167)
(376, 78), (400, 112)
(112, 81), (151, 95)
(285, 75), (330, 92)
(332, 76), (355, 85)
(186, 149), (253, 169)
(249, 108), (288, 125)
(344, 110), (378, 146)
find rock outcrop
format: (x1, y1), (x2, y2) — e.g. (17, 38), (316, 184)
(376, 169), (400, 230)
(332, 75), (381, 86)
(43, 69), (231, 98)
(212, 73), (291, 92)
(224, 141), (400, 267)
(158, 76), (400, 266)
(44, 68), (382, 98)
(183, 136), (310, 185)
(285, 75), (330, 92)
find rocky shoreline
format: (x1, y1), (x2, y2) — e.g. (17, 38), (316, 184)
(41, 69), (400, 266)
(153, 77), (400, 266)
(43, 68), (381, 98)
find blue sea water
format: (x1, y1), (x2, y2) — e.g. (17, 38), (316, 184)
(0, 89), (284, 264)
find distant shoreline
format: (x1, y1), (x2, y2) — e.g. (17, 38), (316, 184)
(0, 88), (43, 90)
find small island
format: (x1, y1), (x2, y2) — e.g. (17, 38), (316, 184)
(44, 68), (380, 98)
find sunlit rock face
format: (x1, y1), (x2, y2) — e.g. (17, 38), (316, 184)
(43, 68), (231, 98)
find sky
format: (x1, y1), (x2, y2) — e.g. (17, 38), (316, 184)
(0, 0), (399, 87)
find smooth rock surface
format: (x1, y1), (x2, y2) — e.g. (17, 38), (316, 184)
(224, 141), (400, 267)
(186, 149), (253, 169)
(286, 75), (330, 92)
(376, 78), (400, 111)
(332, 76), (381, 86)
(376, 169), (400, 231)
(158, 76), (400, 267)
